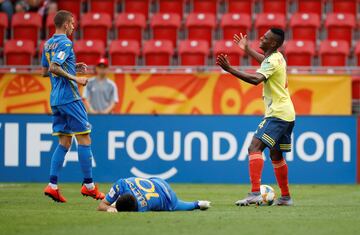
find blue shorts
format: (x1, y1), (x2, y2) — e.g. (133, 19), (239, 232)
(51, 100), (91, 136)
(254, 117), (295, 152)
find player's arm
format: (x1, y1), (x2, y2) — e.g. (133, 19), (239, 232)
(234, 33), (265, 64)
(41, 45), (49, 77)
(216, 54), (265, 85)
(97, 199), (117, 213)
(49, 63), (87, 85)
(97, 183), (121, 212)
(50, 41), (87, 85)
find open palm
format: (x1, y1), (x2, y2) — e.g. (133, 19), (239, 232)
(233, 33), (248, 51)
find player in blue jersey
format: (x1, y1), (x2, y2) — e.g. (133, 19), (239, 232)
(42, 10), (104, 203)
(97, 177), (211, 212)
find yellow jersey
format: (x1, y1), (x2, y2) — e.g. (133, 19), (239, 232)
(256, 51), (296, 122)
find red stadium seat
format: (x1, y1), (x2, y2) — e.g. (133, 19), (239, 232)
(109, 40), (140, 66)
(158, 0), (184, 17)
(290, 13), (320, 41)
(352, 76), (360, 100)
(213, 40), (245, 66)
(296, 0), (324, 16)
(12, 13), (42, 47)
(178, 40), (209, 66)
(255, 13), (286, 38)
(192, 0), (218, 14)
(46, 13), (56, 39)
(88, 0), (116, 19)
(225, 0), (254, 14)
(115, 13), (146, 44)
(284, 40), (315, 66)
(38, 40), (45, 59)
(261, 0), (288, 15)
(319, 40), (349, 66)
(249, 40), (263, 65)
(0, 13), (8, 48)
(150, 13), (181, 47)
(81, 13), (112, 45)
(4, 40), (35, 65)
(57, 0), (82, 18)
(143, 40), (174, 66)
(123, 0), (150, 19)
(355, 41), (360, 66)
(325, 13), (356, 45)
(186, 13), (216, 47)
(220, 13), (251, 40)
(331, 0), (357, 16)
(73, 40), (105, 65)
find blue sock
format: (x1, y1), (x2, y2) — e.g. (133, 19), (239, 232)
(49, 144), (68, 184)
(78, 144), (93, 183)
(174, 200), (198, 211)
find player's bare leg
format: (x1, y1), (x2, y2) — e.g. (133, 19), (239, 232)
(270, 149), (293, 206)
(236, 137), (266, 206)
(76, 133), (104, 200)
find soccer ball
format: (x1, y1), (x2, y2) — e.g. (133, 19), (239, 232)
(260, 185), (276, 206)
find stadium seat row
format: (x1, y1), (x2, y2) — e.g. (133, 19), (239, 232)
(0, 11), (358, 49)
(4, 39), (360, 67)
(57, 0), (359, 19)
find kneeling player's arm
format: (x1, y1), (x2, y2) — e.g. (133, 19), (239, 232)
(97, 199), (117, 212)
(49, 62), (77, 81)
(227, 67), (266, 85)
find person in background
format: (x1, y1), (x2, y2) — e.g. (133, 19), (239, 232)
(0, 0), (14, 23)
(83, 58), (119, 114)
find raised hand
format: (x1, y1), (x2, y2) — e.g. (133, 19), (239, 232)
(216, 54), (231, 71)
(76, 62), (88, 73)
(234, 33), (248, 51)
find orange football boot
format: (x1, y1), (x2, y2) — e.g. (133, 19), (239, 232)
(81, 184), (105, 200)
(44, 185), (67, 203)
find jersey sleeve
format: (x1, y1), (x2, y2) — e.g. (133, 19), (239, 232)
(51, 41), (73, 66)
(256, 58), (277, 79)
(41, 45), (49, 68)
(105, 181), (122, 204)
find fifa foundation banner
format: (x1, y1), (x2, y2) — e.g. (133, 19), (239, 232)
(0, 115), (358, 184)
(0, 73), (351, 115)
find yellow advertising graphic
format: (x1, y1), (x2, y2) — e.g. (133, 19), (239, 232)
(0, 73), (351, 115)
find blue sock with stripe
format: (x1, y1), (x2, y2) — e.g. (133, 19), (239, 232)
(49, 144), (68, 184)
(78, 144), (93, 183)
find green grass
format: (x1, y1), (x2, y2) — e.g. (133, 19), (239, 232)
(1, 183), (360, 235)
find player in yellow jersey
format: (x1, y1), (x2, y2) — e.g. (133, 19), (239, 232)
(217, 28), (295, 206)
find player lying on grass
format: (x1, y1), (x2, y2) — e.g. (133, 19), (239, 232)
(97, 177), (211, 212)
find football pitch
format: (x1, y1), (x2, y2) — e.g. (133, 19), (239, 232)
(1, 183), (360, 235)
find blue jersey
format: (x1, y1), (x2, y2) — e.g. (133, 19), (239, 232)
(41, 34), (81, 106)
(105, 177), (178, 212)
